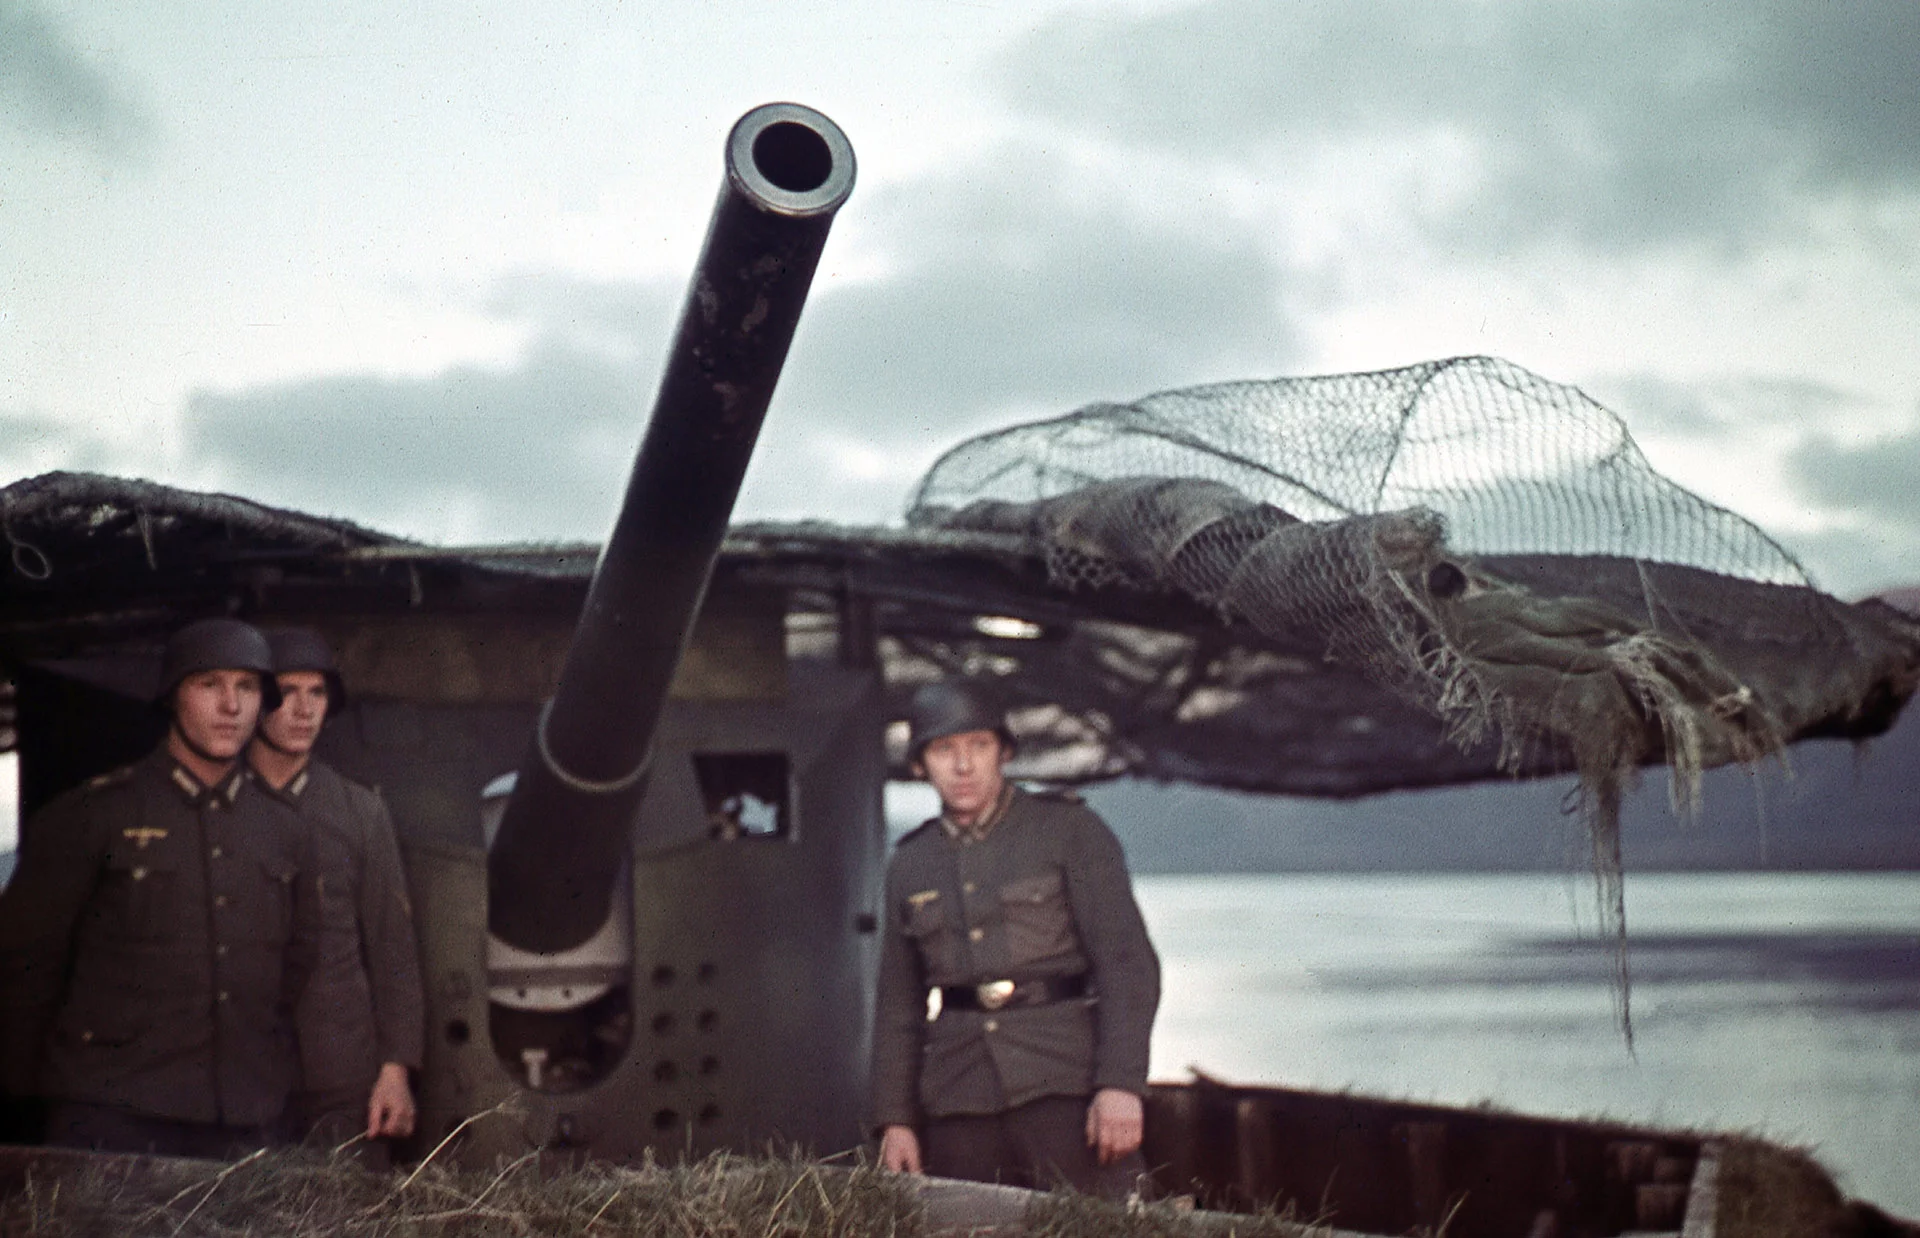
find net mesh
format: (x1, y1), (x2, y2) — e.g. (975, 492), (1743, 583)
(910, 356), (1808, 581)
(904, 356), (1876, 1040)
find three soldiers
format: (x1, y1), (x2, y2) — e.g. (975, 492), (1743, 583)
(870, 683), (1162, 1198)
(2, 618), (1158, 1190)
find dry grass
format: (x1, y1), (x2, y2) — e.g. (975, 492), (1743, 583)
(8, 1132), (1910, 1238)
(1713, 1136), (1845, 1238)
(1022, 1192), (1321, 1238)
(1712, 1136), (1920, 1238)
(0, 1146), (927, 1237)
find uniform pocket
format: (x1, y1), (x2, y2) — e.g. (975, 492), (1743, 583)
(101, 856), (180, 943)
(999, 870), (1077, 966)
(902, 892), (961, 980)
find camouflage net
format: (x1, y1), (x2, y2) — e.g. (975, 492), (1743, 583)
(906, 356), (1911, 1039)
(4, 360), (1916, 1041)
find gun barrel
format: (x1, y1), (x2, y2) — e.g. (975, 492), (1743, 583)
(488, 103), (855, 954)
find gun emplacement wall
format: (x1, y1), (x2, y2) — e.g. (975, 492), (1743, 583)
(326, 593), (886, 1159)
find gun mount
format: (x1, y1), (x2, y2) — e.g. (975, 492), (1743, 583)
(460, 103), (875, 1132)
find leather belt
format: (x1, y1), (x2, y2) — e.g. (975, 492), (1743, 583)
(939, 974), (1087, 1013)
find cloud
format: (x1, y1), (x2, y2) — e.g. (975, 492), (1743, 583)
(481, 274), (669, 364)
(1773, 417), (1920, 594)
(1777, 522), (1920, 600)
(997, 0), (1920, 253)
(1595, 372), (1865, 438)
(774, 142), (1301, 447)
(1790, 427), (1920, 533)
(0, 407), (110, 476)
(1571, 373), (1910, 593)
(182, 340), (659, 544)
(175, 137), (1307, 537)
(0, 2), (154, 157)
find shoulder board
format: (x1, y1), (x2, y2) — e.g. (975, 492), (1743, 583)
(83, 765), (136, 792)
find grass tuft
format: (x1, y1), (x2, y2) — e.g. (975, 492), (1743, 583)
(1714, 1136), (1856, 1238)
(1022, 1191), (1321, 1238)
(0, 1146), (926, 1237)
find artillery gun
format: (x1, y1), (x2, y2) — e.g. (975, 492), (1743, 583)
(437, 100), (874, 1157)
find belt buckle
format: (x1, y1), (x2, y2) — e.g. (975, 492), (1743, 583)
(976, 979), (1017, 1011)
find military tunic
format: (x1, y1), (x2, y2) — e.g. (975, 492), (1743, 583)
(265, 759), (423, 1112)
(869, 787), (1160, 1129)
(0, 750), (318, 1129)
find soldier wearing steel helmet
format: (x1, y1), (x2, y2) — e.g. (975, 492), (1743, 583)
(0, 618), (319, 1157)
(870, 682), (1161, 1198)
(248, 628), (422, 1166)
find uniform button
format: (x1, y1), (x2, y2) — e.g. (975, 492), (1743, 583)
(216, 944), (229, 957)
(210, 846), (223, 859)
(983, 1019), (998, 1033)
(217, 991), (230, 1003)
(213, 895), (229, 908)
(962, 882), (976, 894)
(968, 927), (984, 942)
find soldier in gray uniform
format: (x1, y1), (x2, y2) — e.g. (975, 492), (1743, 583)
(870, 683), (1161, 1198)
(0, 618), (317, 1157)
(248, 628), (423, 1165)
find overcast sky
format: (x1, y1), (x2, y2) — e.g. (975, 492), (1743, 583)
(4, 0), (1918, 597)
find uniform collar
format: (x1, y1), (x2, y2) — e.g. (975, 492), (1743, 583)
(940, 783), (1015, 844)
(167, 760), (244, 810)
(246, 762), (312, 803)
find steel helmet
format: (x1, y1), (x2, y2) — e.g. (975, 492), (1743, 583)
(155, 618), (281, 713)
(264, 627), (347, 714)
(905, 681), (1015, 764)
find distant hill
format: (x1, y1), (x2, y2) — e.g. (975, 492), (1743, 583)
(1088, 696), (1920, 874)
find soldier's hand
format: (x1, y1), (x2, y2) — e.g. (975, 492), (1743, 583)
(1086, 1088), (1144, 1165)
(367, 1062), (417, 1139)
(879, 1124), (923, 1174)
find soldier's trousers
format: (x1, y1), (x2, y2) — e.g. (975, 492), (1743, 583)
(47, 1101), (276, 1160)
(292, 1086), (393, 1170)
(923, 1094), (1147, 1200)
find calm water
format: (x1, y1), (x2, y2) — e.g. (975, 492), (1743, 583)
(1133, 872), (1920, 1217)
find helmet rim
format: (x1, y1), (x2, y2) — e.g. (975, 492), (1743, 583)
(155, 618), (281, 715)
(905, 681), (1015, 765)
(263, 627), (347, 714)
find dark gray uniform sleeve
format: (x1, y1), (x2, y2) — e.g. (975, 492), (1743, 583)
(0, 791), (99, 1098)
(867, 855), (928, 1132)
(350, 785), (424, 1071)
(1062, 807), (1160, 1097)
